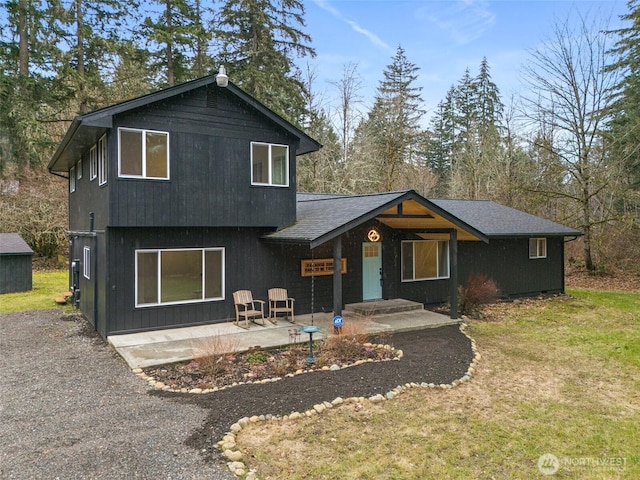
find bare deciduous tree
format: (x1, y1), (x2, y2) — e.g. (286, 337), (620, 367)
(521, 13), (622, 271)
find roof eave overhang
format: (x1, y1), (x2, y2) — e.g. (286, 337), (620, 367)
(306, 191), (489, 249)
(49, 76), (321, 174)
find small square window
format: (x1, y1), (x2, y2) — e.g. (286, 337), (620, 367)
(529, 238), (547, 259)
(251, 142), (289, 187)
(119, 128), (169, 180)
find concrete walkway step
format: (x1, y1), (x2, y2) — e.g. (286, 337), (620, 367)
(345, 298), (423, 316)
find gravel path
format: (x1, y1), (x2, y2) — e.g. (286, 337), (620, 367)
(1, 309), (474, 478)
(0, 310), (234, 480)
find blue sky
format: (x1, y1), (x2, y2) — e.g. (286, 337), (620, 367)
(302, 0), (629, 120)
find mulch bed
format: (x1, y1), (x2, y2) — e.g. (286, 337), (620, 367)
(151, 324), (473, 460)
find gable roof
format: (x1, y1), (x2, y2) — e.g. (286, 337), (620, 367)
(48, 75), (322, 174)
(429, 199), (582, 237)
(265, 191), (489, 248)
(0, 233), (34, 255)
(265, 191), (581, 248)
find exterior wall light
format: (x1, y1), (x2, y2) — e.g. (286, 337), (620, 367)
(216, 65), (228, 87)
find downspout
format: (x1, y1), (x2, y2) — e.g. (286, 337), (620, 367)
(91, 213), (98, 333)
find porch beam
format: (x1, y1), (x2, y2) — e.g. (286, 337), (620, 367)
(333, 235), (342, 317)
(377, 214), (434, 219)
(449, 229), (458, 319)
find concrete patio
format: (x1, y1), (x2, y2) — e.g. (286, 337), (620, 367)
(108, 300), (459, 369)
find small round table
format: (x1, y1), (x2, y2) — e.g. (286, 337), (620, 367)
(300, 325), (321, 364)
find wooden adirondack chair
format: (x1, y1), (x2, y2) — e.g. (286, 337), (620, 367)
(268, 288), (295, 324)
(233, 290), (266, 328)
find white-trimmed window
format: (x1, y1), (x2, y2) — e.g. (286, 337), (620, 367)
(70, 166), (76, 192)
(119, 127), (169, 180)
(135, 248), (224, 307)
(529, 238), (547, 259)
(401, 240), (449, 281)
(251, 142), (289, 187)
(98, 134), (107, 185)
(83, 246), (91, 279)
(77, 158), (83, 179)
(90, 145), (97, 180)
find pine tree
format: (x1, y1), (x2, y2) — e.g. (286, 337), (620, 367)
(143, 0), (203, 87)
(215, 0), (315, 125)
(607, 0), (640, 190)
(365, 45), (425, 191)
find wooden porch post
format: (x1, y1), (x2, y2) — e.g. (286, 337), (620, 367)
(450, 229), (458, 319)
(333, 235), (342, 316)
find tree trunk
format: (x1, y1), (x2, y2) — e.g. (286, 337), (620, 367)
(76, 0), (88, 114)
(18, 0), (28, 76)
(165, 0), (174, 86)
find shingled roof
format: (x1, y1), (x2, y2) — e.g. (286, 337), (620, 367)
(0, 233), (34, 255)
(265, 191), (581, 247)
(265, 191), (487, 247)
(49, 74), (321, 174)
(430, 199), (582, 238)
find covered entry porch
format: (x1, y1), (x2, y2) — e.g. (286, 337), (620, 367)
(265, 191), (488, 321)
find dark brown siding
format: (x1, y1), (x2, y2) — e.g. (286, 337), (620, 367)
(69, 137), (109, 232)
(105, 226), (286, 334)
(108, 87), (297, 229)
(458, 237), (565, 296)
(0, 254), (32, 293)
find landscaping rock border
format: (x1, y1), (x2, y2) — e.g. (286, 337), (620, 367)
(132, 343), (403, 394)
(215, 322), (480, 479)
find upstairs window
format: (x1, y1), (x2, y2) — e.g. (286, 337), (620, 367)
(251, 142), (288, 187)
(90, 134), (107, 184)
(90, 145), (97, 180)
(118, 127), (169, 180)
(401, 240), (449, 281)
(529, 238), (547, 259)
(98, 134), (107, 185)
(70, 166), (76, 192)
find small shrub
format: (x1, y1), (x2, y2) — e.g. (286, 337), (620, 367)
(191, 334), (239, 377)
(459, 273), (500, 317)
(321, 322), (371, 361)
(246, 350), (269, 364)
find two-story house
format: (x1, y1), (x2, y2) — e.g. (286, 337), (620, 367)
(49, 72), (581, 338)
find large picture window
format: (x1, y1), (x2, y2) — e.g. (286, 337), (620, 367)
(135, 248), (224, 307)
(251, 142), (288, 186)
(401, 240), (449, 281)
(119, 127), (169, 180)
(529, 238), (547, 259)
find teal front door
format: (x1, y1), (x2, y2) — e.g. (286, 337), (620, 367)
(362, 242), (382, 300)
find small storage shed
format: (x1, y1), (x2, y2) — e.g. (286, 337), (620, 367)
(0, 233), (34, 294)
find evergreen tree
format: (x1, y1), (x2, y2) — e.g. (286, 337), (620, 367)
(143, 0), (203, 87)
(215, 0), (315, 124)
(607, 0), (640, 190)
(365, 45), (425, 191)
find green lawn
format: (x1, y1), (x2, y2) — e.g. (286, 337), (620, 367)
(235, 288), (640, 479)
(0, 270), (73, 314)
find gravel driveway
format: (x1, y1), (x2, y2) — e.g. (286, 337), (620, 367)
(0, 310), (234, 480)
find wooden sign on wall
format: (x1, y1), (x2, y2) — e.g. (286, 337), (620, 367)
(300, 258), (347, 277)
